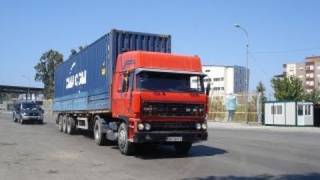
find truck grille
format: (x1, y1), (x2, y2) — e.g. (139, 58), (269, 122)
(142, 102), (204, 117)
(150, 122), (197, 131)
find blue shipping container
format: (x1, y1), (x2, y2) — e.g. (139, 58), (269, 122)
(53, 29), (171, 112)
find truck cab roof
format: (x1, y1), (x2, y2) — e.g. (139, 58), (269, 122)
(116, 51), (203, 73)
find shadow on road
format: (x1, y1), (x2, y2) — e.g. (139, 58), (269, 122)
(63, 128), (227, 159)
(182, 172), (320, 180)
(135, 144), (227, 160)
(19, 121), (46, 125)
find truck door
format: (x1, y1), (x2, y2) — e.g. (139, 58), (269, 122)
(118, 71), (134, 116)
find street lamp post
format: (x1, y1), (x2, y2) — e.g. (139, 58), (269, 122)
(21, 75), (31, 100)
(234, 24), (249, 123)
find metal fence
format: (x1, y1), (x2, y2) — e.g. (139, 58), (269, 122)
(208, 92), (263, 123)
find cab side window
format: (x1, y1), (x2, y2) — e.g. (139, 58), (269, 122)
(120, 72), (133, 93)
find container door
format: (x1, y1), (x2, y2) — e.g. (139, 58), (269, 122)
(297, 103), (304, 126)
(303, 104), (313, 126)
(274, 103), (285, 125)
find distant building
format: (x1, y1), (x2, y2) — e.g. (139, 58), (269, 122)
(283, 56), (320, 93)
(201, 65), (249, 95)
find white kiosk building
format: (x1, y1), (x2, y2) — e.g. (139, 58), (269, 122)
(264, 101), (314, 126)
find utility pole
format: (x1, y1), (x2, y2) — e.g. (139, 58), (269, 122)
(234, 24), (250, 123)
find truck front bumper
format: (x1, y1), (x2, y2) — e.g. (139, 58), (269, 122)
(133, 131), (208, 143)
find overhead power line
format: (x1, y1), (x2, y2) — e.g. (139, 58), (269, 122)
(251, 47), (320, 54)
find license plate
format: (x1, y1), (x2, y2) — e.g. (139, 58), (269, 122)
(166, 136), (183, 142)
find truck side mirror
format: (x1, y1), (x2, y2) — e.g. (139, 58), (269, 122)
(205, 83), (211, 96)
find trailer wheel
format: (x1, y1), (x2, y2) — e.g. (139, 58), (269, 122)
(58, 115), (63, 132)
(67, 116), (76, 135)
(174, 142), (192, 155)
(118, 122), (135, 155)
(62, 116), (68, 133)
(93, 117), (108, 145)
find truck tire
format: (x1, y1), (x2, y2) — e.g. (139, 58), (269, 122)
(62, 116), (68, 133)
(67, 116), (76, 135)
(174, 142), (192, 155)
(93, 117), (108, 145)
(58, 115), (63, 132)
(118, 122), (135, 155)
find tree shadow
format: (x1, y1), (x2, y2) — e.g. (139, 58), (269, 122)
(182, 172), (320, 180)
(135, 144), (227, 160)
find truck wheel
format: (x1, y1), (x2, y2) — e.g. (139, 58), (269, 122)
(63, 116), (68, 133)
(67, 116), (76, 135)
(174, 142), (192, 155)
(58, 116), (63, 132)
(93, 117), (108, 145)
(118, 122), (135, 155)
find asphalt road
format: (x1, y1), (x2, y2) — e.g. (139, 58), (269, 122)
(0, 112), (320, 180)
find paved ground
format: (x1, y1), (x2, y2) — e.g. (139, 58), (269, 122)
(0, 112), (320, 180)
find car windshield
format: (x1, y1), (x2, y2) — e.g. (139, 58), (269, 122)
(137, 71), (204, 92)
(22, 103), (37, 109)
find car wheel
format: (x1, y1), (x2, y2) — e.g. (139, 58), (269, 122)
(20, 117), (24, 124)
(13, 114), (17, 122)
(118, 122), (135, 155)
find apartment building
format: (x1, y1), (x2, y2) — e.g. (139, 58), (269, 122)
(201, 65), (249, 95)
(283, 56), (320, 93)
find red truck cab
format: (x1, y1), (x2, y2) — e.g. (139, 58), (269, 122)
(112, 51), (208, 154)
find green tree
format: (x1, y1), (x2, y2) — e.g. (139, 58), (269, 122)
(304, 90), (320, 104)
(34, 50), (63, 99)
(271, 76), (305, 101)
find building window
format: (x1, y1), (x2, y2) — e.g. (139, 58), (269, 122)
(277, 105), (282, 115)
(310, 65), (314, 70)
(309, 81), (314, 86)
(298, 105), (303, 115)
(271, 105), (283, 115)
(305, 105), (311, 115)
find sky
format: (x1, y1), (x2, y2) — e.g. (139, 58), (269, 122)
(1, 0), (320, 98)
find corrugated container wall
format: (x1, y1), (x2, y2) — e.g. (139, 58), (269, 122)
(53, 29), (171, 112)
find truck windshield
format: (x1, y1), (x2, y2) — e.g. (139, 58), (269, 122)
(137, 71), (204, 92)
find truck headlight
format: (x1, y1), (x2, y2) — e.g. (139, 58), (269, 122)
(138, 123), (144, 130)
(22, 112), (27, 116)
(195, 123), (201, 130)
(144, 123), (151, 131)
